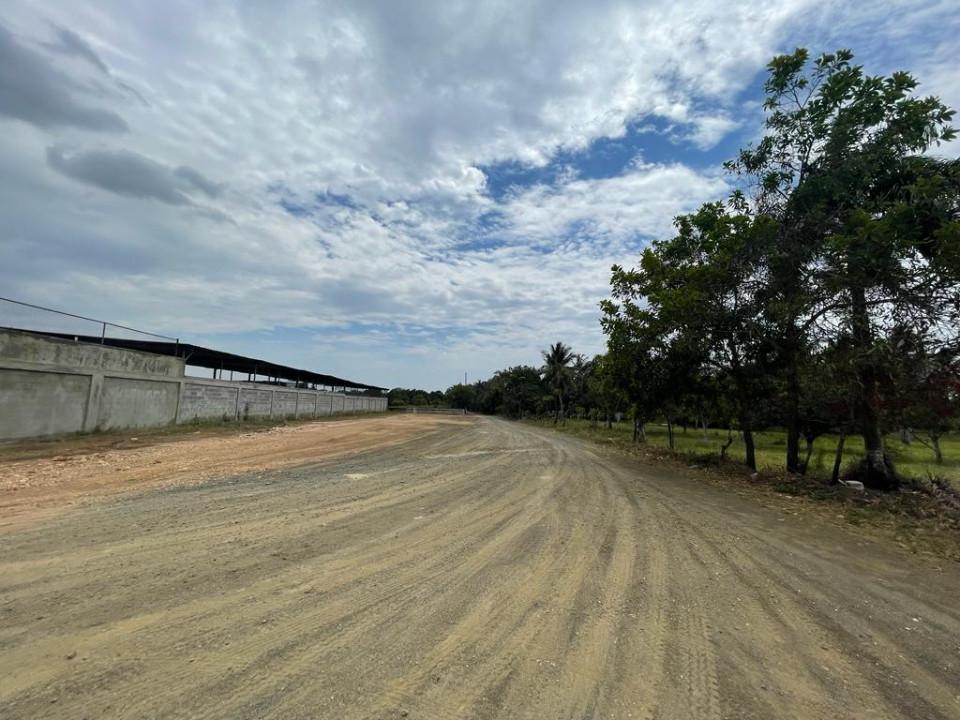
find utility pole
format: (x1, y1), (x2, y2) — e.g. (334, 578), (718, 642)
(464, 371), (467, 385)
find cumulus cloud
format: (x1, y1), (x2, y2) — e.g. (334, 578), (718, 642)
(0, 22), (127, 132)
(500, 163), (730, 245)
(1, 1), (958, 388)
(46, 146), (221, 206)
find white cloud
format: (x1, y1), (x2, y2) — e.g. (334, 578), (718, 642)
(0, 0), (957, 389)
(500, 163), (729, 245)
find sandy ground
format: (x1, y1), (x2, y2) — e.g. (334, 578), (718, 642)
(1, 416), (958, 719)
(0, 415), (465, 531)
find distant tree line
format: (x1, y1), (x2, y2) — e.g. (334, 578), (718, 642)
(387, 388), (447, 408)
(410, 49), (960, 491)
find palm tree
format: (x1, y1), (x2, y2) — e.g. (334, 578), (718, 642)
(542, 342), (574, 424)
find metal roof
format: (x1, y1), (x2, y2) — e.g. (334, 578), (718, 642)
(11, 329), (386, 392)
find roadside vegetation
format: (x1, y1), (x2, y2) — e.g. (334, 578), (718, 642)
(534, 418), (960, 485)
(432, 48), (960, 502)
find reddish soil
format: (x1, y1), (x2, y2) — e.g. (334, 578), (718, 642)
(0, 414), (469, 531)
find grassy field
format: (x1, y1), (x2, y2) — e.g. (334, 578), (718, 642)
(532, 418), (960, 485)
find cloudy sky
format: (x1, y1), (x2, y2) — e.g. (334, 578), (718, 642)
(1, 1), (957, 389)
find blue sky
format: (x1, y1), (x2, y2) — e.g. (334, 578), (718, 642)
(1, 1), (958, 389)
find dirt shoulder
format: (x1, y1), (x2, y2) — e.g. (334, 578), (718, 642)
(0, 414), (471, 532)
(529, 419), (960, 562)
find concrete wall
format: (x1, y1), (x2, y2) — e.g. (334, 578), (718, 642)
(239, 387), (272, 418)
(317, 393), (334, 416)
(177, 382), (238, 422)
(0, 329), (182, 378)
(0, 329), (387, 440)
(173, 381), (388, 423)
(0, 368), (91, 439)
(98, 377), (180, 430)
(272, 390), (298, 417)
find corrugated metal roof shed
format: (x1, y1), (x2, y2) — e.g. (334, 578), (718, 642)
(8, 329), (386, 391)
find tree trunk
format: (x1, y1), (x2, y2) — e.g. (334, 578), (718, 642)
(932, 433), (943, 465)
(736, 382), (756, 469)
(666, 416), (674, 450)
(720, 431), (734, 460)
(632, 416), (639, 443)
(831, 432), (847, 484)
(850, 285), (898, 490)
(785, 326), (802, 474)
(728, 341), (757, 472)
(801, 436), (815, 476)
(743, 425), (756, 470)
(638, 422), (646, 442)
(859, 379), (894, 488)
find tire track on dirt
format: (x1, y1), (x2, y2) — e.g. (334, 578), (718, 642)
(2, 417), (960, 719)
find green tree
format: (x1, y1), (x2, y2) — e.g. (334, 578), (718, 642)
(588, 354), (627, 428)
(541, 341), (575, 424)
(610, 200), (777, 468)
(601, 276), (696, 446)
(495, 365), (544, 418)
(727, 48), (958, 488)
(567, 354), (595, 419)
(445, 383), (477, 411)
(889, 329), (960, 465)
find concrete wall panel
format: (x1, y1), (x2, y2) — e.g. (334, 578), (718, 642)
(178, 382), (238, 422)
(0, 369), (90, 439)
(239, 388), (272, 418)
(297, 393), (317, 417)
(273, 391), (297, 417)
(98, 377), (179, 430)
(317, 394), (334, 416)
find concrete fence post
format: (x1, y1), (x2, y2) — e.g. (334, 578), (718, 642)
(81, 372), (103, 432)
(174, 380), (185, 424)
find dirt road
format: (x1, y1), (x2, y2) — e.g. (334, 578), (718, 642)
(1, 417), (958, 719)
(0, 414), (464, 532)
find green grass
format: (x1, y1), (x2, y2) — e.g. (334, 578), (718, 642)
(529, 418), (959, 485)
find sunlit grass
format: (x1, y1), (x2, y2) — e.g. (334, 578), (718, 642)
(530, 418), (959, 485)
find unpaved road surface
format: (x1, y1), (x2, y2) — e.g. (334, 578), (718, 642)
(0, 414), (464, 532)
(1, 417), (958, 719)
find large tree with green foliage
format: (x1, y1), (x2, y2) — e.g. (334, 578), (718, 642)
(588, 354), (627, 428)
(600, 272), (701, 446)
(606, 199), (778, 467)
(489, 365), (544, 418)
(726, 48), (958, 488)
